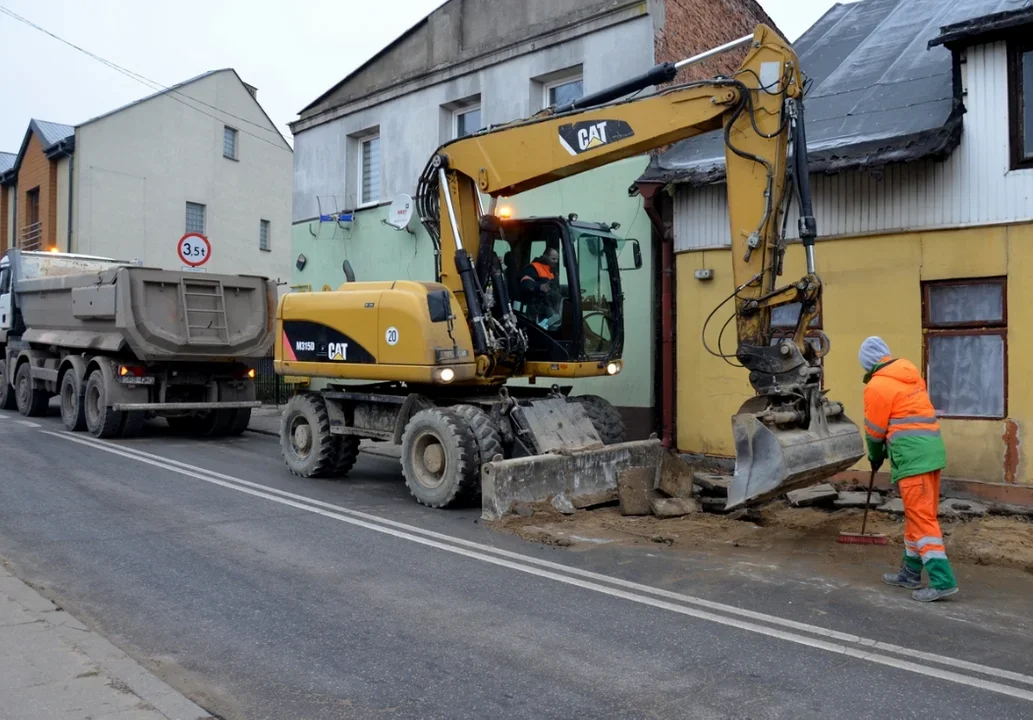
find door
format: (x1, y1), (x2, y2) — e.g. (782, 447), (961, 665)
(0, 261), (12, 330)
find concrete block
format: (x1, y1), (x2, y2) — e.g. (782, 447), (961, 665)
(618, 467), (657, 516)
(693, 472), (731, 496)
(786, 483), (838, 507)
(939, 498), (988, 518)
(877, 498), (905, 515)
(569, 489), (618, 509)
(699, 496), (728, 513)
(835, 491), (883, 508)
(657, 451), (696, 498)
(551, 493), (576, 515)
(650, 496), (699, 518)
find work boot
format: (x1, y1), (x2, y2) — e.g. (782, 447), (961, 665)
(912, 586), (959, 603)
(882, 567), (921, 589)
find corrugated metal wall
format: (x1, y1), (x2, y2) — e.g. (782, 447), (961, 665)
(674, 42), (1033, 252)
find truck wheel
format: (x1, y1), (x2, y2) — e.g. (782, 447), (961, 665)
(0, 361), (17, 411)
(331, 436), (361, 477)
(226, 408), (252, 436)
(567, 394), (626, 445)
(281, 394), (339, 478)
(15, 362), (49, 417)
(59, 371), (87, 431)
(196, 409), (234, 437)
(120, 411), (146, 438)
(452, 405), (502, 500)
(84, 370), (124, 438)
(400, 408), (479, 509)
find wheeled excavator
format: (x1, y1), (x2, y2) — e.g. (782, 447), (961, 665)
(273, 24), (865, 516)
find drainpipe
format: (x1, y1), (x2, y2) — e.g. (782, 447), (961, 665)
(638, 181), (675, 449)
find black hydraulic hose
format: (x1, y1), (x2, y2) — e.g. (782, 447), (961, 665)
(792, 100), (817, 252)
(455, 249), (489, 355)
(553, 62), (679, 113)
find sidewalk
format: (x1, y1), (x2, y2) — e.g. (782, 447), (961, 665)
(0, 564), (209, 720)
(248, 404), (402, 459)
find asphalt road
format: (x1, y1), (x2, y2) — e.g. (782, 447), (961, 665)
(1, 406), (1033, 719)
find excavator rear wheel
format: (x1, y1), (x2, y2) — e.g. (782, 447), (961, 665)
(401, 408), (479, 509)
(281, 393), (339, 478)
(567, 394), (626, 445)
(452, 404), (502, 502)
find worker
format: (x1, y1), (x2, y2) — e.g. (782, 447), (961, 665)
(860, 336), (958, 602)
(520, 247), (562, 327)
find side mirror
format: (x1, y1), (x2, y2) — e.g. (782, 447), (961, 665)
(619, 239), (643, 271)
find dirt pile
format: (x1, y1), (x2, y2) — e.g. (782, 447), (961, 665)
(489, 502), (1033, 573)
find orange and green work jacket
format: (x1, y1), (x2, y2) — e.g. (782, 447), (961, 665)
(863, 357), (947, 482)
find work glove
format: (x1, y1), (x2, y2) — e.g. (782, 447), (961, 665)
(870, 457), (883, 474)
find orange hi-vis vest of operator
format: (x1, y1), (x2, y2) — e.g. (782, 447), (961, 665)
(520, 260), (556, 317)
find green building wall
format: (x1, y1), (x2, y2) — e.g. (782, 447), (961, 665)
(290, 156), (655, 433)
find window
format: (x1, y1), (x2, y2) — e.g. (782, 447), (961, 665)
(454, 105), (482, 139)
(922, 278), (1007, 418)
(545, 75), (584, 107)
(26, 187), (40, 225)
(223, 126), (238, 160)
(259, 219), (270, 252)
(359, 135), (380, 206)
(185, 202), (206, 234)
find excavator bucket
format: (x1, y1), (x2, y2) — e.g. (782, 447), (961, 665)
(479, 398), (665, 519)
(726, 395), (866, 510)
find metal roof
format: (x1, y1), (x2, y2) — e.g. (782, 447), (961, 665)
(32, 120), (74, 148)
(639, 0), (1028, 187)
(0, 152), (15, 174)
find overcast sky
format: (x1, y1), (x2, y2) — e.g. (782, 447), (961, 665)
(0, 0), (840, 153)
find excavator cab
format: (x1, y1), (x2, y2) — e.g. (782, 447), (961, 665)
(478, 215), (641, 368)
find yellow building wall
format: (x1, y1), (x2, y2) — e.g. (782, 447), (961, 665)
(676, 222), (1032, 485)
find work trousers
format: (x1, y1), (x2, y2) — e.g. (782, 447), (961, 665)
(899, 470), (957, 590)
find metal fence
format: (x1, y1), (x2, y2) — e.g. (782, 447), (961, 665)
(246, 356), (307, 405)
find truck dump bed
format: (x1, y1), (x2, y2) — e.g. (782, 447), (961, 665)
(14, 256), (275, 362)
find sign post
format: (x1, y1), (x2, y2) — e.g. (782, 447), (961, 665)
(177, 232), (211, 270)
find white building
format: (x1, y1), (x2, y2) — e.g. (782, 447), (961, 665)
(1, 69), (292, 290)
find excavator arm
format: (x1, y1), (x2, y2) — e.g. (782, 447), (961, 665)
(418, 23), (864, 509)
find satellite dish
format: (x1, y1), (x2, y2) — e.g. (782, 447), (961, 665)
(385, 193), (414, 230)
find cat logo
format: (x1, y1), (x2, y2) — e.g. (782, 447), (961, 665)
(328, 342), (349, 361)
(558, 119), (634, 156)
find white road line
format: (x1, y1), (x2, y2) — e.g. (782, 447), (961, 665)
(16, 420), (41, 428)
(45, 430), (1033, 702)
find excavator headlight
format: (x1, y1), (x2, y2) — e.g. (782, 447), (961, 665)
(434, 367), (456, 384)
(605, 362), (621, 376)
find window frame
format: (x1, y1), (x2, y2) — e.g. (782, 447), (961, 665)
(259, 219), (271, 252)
(544, 74), (584, 108)
(185, 201), (207, 235)
(1007, 38), (1033, 170)
(357, 133), (381, 207)
(223, 125), (239, 161)
(452, 104), (482, 139)
(921, 276), (1008, 420)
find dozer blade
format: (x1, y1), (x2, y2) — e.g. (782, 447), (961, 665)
(480, 438), (664, 520)
(726, 396), (865, 511)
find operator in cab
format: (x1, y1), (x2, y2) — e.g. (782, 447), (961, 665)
(519, 247), (562, 329)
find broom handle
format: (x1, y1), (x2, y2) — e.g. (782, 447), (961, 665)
(861, 467), (876, 535)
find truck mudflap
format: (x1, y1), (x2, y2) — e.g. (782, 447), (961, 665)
(726, 395), (865, 511)
(480, 438), (664, 520)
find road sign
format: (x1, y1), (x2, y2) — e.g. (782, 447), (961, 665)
(177, 233), (211, 267)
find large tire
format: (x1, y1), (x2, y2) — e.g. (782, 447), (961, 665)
(84, 370), (124, 438)
(59, 371), (87, 431)
(567, 394), (626, 445)
(120, 411), (146, 438)
(281, 393), (339, 478)
(0, 361), (18, 410)
(15, 362), (49, 417)
(331, 435), (361, 477)
(400, 408), (479, 509)
(226, 408), (252, 436)
(196, 409), (234, 437)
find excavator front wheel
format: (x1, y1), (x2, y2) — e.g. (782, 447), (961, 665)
(281, 393), (339, 478)
(401, 408), (479, 509)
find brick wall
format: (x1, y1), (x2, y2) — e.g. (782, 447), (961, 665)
(654, 0), (780, 80)
(15, 132), (59, 250)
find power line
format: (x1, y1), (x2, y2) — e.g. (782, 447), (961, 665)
(0, 5), (291, 153)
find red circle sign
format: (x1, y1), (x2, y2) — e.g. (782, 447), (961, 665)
(177, 233), (211, 267)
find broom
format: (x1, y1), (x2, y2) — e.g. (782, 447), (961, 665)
(838, 467), (888, 545)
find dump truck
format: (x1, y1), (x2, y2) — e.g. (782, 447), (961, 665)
(273, 24), (865, 517)
(0, 249), (276, 438)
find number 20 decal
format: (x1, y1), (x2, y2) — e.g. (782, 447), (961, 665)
(385, 327), (399, 346)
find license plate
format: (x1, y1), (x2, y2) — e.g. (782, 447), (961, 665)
(119, 376), (155, 385)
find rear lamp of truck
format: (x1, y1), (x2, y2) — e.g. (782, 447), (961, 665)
(118, 365), (146, 377)
(233, 367), (257, 379)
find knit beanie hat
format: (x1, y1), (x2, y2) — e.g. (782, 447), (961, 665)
(858, 336), (891, 372)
